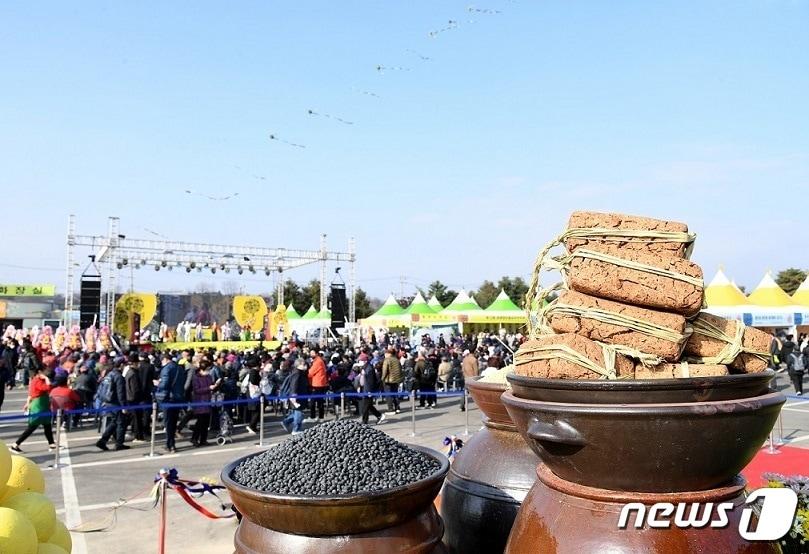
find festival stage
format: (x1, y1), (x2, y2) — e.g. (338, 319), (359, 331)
(152, 339), (281, 351)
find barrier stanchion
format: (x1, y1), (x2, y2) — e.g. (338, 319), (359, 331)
(410, 390), (416, 437)
(258, 396), (265, 447)
(765, 431), (780, 455)
(340, 392), (346, 420)
(463, 391), (469, 436)
(777, 412), (785, 445)
(51, 409), (63, 469)
(158, 471), (168, 554)
(145, 401), (161, 458)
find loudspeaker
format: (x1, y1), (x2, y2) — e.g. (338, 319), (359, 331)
(79, 276), (102, 329)
(328, 283), (347, 331)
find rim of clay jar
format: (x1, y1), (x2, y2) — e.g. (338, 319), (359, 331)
(222, 444), (449, 505)
(536, 463), (746, 503)
(507, 370), (774, 394)
(501, 389), (785, 413)
(482, 417), (517, 432)
(466, 377), (515, 424)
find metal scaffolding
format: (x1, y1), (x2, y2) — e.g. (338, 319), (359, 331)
(64, 216), (356, 332)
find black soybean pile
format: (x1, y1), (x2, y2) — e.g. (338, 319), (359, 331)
(231, 420), (442, 496)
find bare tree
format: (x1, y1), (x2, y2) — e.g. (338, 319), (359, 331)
(221, 280), (240, 295)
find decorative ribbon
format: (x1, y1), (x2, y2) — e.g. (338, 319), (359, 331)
(153, 468), (235, 520)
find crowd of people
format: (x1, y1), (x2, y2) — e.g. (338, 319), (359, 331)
(0, 326), (520, 455)
(773, 332), (809, 396)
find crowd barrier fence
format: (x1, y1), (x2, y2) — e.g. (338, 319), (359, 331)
(1, 388), (472, 466)
(4, 390), (805, 466)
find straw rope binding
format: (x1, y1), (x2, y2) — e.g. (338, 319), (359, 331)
(525, 226), (698, 337)
(514, 341), (619, 380)
(684, 317), (769, 365)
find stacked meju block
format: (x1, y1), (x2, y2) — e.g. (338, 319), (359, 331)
(516, 211), (771, 380)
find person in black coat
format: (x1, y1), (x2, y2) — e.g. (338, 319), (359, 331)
(359, 362), (385, 425)
(96, 360), (129, 451)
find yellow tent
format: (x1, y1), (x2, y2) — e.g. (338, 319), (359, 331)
(747, 272), (793, 307)
(792, 276), (809, 307)
(704, 269), (749, 307)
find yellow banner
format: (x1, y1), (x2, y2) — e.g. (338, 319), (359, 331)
(268, 306), (290, 339)
(233, 296), (268, 330)
(411, 313), (455, 324)
(0, 284), (55, 297)
(114, 293), (158, 335)
(155, 339), (280, 352)
(466, 314), (527, 324)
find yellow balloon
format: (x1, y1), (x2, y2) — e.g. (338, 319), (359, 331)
(45, 520), (71, 553)
(0, 439), (12, 497)
(38, 543), (68, 554)
(0, 506), (38, 554)
(0, 455), (45, 502)
(2, 492), (56, 542)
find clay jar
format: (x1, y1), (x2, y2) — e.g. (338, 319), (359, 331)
(440, 378), (540, 554)
(502, 390), (785, 492)
(221, 445), (449, 553)
(506, 464), (780, 554)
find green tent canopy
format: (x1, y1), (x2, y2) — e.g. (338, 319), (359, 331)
(405, 292), (435, 315)
(427, 294), (444, 311)
(371, 294), (407, 317)
(317, 308), (331, 320)
(443, 290), (483, 313)
(301, 305), (319, 320)
(286, 304), (301, 320)
(485, 290), (522, 314)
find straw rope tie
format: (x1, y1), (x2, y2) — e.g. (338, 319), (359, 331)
(544, 302), (690, 345)
(525, 226), (697, 336)
(515, 342), (619, 380)
(565, 248), (704, 288)
(685, 316), (769, 365)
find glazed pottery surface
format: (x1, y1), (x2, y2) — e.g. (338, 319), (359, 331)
(222, 444), (449, 553)
(505, 464), (780, 554)
(502, 390), (785, 492)
(507, 370), (774, 404)
(234, 504), (447, 553)
(442, 378), (540, 553)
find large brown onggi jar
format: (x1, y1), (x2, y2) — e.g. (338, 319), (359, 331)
(440, 378), (540, 553)
(506, 464), (780, 554)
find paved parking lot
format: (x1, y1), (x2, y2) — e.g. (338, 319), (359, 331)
(0, 388), (476, 554)
(1, 373), (807, 554)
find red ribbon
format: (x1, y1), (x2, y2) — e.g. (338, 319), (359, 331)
(169, 483), (235, 520)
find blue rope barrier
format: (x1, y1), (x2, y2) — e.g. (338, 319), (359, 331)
(0, 388), (469, 422)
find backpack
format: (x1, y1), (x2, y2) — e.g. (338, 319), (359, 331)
(97, 374), (114, 406)
(259, 375), (273, 396)
(790, 352), (805, 372)
(279, 372), (294, 398)
(422, 360), (437, 382)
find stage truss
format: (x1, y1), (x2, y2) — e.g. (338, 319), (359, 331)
(64, 215), (356, 333)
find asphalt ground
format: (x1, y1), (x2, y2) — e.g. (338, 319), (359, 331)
(0, 388), (477, 554)
(0, 372), (807, 554)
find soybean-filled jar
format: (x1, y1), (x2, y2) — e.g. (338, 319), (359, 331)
(440, 377), (539, 554)
(222, 420), (449, 553)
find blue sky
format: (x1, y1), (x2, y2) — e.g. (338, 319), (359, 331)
(1, 1), (807, 299)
